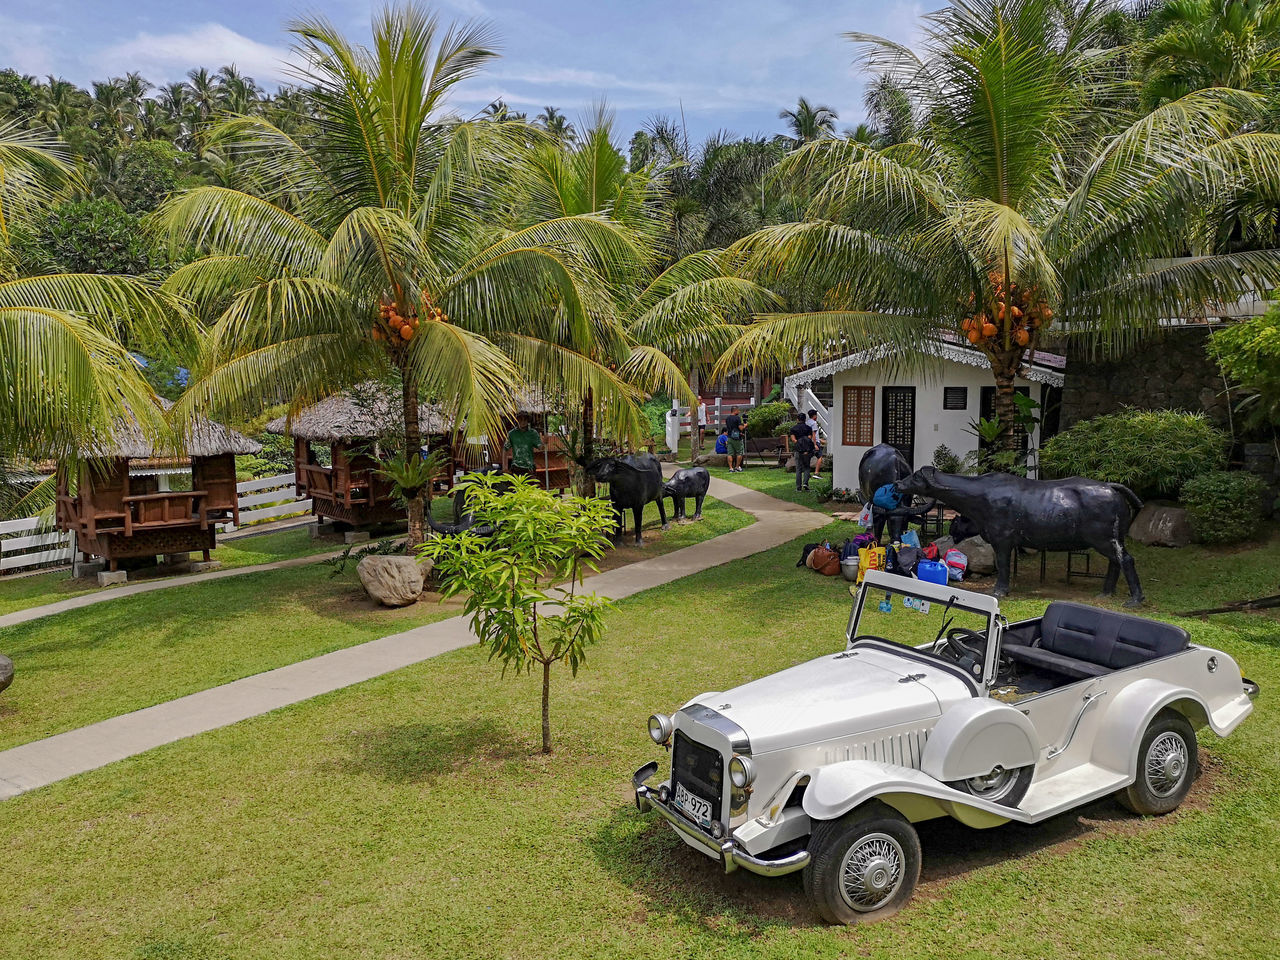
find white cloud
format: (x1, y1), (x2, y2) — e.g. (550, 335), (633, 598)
(89, 23), (297, 85)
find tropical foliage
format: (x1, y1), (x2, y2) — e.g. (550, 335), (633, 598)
(158, 7), (648, 545)
(419, 472), (615, 753)
(0, 123), (181, 461)
(716, 0), (1280, 450)
(1039, 408), (1228, 498)
(1208, 303), (1280, 427)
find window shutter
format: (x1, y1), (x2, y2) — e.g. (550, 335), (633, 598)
(842, 386), (875, 446)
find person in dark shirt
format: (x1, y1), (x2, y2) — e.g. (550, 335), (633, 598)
(789, 413), (815, 490)
(724, 406), (745, 472)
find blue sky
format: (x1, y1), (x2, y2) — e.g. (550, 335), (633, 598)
(0, 1), (926, 144)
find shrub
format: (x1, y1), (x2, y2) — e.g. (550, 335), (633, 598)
(810, 476), (833, 500)
(932, 443), (964, 473)
(746, 401), (793, 438)
(1208, 306), (1280, 428)
(1180, 471), (1269, 544)
(1039, 408), (1227, 498)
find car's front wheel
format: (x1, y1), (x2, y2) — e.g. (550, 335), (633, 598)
(1117, 710), (1197, 816)
(803, 801), (921, 925)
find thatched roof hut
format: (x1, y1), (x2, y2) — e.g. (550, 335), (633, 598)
(81, 398), (261, 461)
(265, 383), (451, 442)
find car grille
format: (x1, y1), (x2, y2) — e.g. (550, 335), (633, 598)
(672, 730), (724, 823)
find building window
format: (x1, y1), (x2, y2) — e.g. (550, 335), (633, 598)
(943, 386), (968, 411)
(842, 386), (875, 446)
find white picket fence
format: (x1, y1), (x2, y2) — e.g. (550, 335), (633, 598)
(0, 516), (74, 573)
(216, 473), (311, 533)
(0, 473), (311, 575)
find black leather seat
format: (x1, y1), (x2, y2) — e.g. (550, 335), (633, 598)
(1004, 602), (1190, 681)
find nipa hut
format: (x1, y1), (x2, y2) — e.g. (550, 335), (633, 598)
(265, 384), (452, 528)
(55, 400), (260, 574)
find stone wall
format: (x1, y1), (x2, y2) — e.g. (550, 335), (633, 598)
(1060, 326), (1233, 429)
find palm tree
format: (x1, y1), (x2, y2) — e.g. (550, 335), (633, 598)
(483, 98), (526, 122)
(862, 75), (915, 146)
(1139, 0), (1280, 106)
(720, 0), (1280, 452)
(535, 105), (576, 144)
(778, 97), (839, 144)
(0, 123), (182, 458)
(509, 106), (776, 463)
(159, 5), (639, 547)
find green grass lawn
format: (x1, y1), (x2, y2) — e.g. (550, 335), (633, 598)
(2, 522), (1277, 959)
(705, 461), (846, 513)
(0, 525), (340, 617)
(0, 495), (750, 752)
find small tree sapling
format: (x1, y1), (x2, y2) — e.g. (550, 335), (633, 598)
(419, 473), (615, 753)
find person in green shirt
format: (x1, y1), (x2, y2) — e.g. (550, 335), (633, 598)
(505, 414), (543, 476)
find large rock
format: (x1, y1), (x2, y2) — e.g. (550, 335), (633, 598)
(1129, 504), (1193, 548)
(693, 453), (729, 467)
(955, 536), (996, 575)
(0, 654), (13, 694)
(357, 554), (429, 607)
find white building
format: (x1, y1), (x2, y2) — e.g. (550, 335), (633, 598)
(784, 339), (1066, 492)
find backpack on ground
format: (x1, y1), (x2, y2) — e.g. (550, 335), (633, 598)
(944, 548), (968, 581)
(797, 542), (821, 568)
(872, 483), (903, 510)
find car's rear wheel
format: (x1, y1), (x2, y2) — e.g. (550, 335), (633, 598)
(1117, 710), (1197, 816)
(803, 801), (921, 925)
(946, 763), (1034, 807)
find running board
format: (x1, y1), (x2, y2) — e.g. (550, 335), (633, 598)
(1017, 763), (1130, 820)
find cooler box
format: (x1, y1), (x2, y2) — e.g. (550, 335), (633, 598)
(916, 559), (948, 585)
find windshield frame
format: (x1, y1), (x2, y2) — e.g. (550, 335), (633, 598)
(847, 570), (1003, 688)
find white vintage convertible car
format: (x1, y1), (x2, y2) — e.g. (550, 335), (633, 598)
(633, 570), (1258, 924)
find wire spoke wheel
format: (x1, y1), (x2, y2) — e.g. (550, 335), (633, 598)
(964, 765), (1020, 802)
(839, 832), (906, 912)
(1145, 731), (1190, 798)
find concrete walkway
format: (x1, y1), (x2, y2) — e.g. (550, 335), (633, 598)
(0, 475), (828, 800)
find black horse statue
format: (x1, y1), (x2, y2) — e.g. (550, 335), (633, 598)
(895, 466), (1146, 604)
(585, 453), (668, 545)
(858, 444), (934, 542)
(663, 467), (710, 522)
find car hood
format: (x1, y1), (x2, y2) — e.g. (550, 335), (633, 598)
(692, 646), (972, 755)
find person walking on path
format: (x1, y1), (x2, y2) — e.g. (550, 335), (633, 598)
(807, 409), (825, 480)
(724, 405), (746, 472)
(692, 396), (707, 457)
(505, 413), (543, 479)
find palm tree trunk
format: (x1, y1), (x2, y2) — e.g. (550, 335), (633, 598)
(990, 348), (1023, 456)
(580, 387), (596, 496)
(541, 660), (552, 754)
(403, 373), (425, 549)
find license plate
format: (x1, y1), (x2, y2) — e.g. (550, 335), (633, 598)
(674, 782), (713, 827)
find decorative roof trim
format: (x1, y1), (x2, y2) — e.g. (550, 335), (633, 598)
(784, 339), (1065, 389)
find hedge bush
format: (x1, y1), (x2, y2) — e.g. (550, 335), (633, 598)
(1180, 471), (1269, 544)
(1039, 408), (1227, 498)
(746, 401), (793, 438)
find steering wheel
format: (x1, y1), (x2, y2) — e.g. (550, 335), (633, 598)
(942, 627), (987, 662)
(940, 627), (1015, 679)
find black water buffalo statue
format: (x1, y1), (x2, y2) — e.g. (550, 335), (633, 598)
(663, 467), (710, 522)
(858, 444), (935, 542)
(585, 453), (668, 545)
(424, 470), (507, 537)
(896, 466), (1146, 604)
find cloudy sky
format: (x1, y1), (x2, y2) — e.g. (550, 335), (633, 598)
(0, 0), (926, 142)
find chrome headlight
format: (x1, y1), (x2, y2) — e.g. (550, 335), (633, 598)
(728, 755), (756, 788)
(648, 713), (673, 745)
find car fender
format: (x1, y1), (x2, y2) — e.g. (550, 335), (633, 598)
(919, 698), (1038, 783)
(801, 759), (1015, 828)
(1090, 679), (1213, 777)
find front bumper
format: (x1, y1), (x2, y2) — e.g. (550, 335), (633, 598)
(632, 762), (809, 878)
